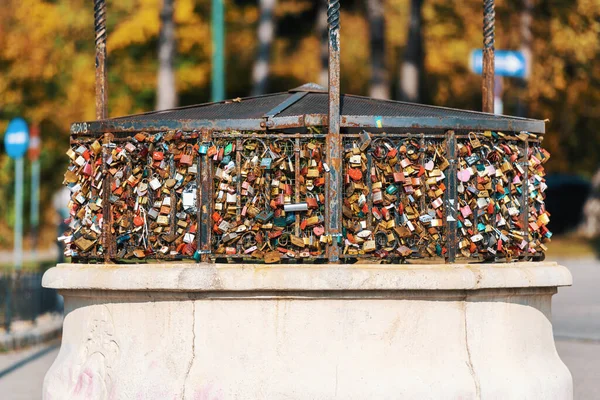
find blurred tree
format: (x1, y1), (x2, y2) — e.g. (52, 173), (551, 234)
(517, 0), (533, 117)
(580, 169), (600, 237)
(251, 0), (277, 95)
(156, 0), (177, 110)
(367, 0), (390, 99)
(0, 0), (93, 244)
(399, 0), (424, 102)
(525, 0), (600, 176)
(316, 0), (329, 88)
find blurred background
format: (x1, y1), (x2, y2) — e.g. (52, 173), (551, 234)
(0, 0), (598, 398)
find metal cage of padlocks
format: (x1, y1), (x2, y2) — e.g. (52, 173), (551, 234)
(63, 123), (552, 264)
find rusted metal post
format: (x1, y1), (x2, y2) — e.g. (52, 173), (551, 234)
(520, 139), (530, 257)
(95, 0), (112, 262)
(94, 0), (108, 120)
(196, 134), (203, 261)
(445, 131), (457, 263)
(326, 0), (342, 262)
(294, 139), (301, 236)
(101, 133), (114, 263)
(200, 129), (212, 262)
(482, 0), (495, 113)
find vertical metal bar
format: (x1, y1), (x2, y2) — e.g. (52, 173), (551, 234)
(326, 0), (341, 262)
(418, 134), (426, 219)
(211, 0), (225, 102)
(200, 129), (212, 262)
(96, 0), (111, 263)
(520, 138), (529, 256)
(235, 138), (242, 255)
(196, 134), (202, 262)
(101, 132), (114, 262)
(482, 0), (495, 113)
(169, 153), (177, 254)
(366, 143), (373, 231)
(445, 130), (457, 263)
(490, 172), (498, 261)
(294, 138), (300, 236)
(94, 0), (108, 120)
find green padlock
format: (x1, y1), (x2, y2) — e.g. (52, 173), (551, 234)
(386, 184), (398, 195)
(193, 250), (202, 262)
(224, 142), (233, 156)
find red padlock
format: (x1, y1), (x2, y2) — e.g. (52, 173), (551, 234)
(348, 168), (362, 181)
(82, 162), (93, 176)
(133, 214), (144, 227)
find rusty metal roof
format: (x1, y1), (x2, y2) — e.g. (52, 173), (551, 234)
(73, 83), (545, 134)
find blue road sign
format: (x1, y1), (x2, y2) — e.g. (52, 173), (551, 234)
(4, 118), (29, 159)
(470, 49), (527, 79)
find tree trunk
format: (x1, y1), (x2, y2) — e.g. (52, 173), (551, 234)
(580, 168), (600, 238)
(366, 0), (389, 99)
(399, 0), (423, 103)
(517, 0), (533, 117)
(251, 0), (277, 96)
(156, 0), (177, 110)
(316, 0), (328, 88)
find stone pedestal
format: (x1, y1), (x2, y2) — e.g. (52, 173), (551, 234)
(42, 262), (572, 399)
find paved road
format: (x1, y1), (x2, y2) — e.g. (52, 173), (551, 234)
(0, 257), (597, 399)
(556, 339), (600, 400)
(550, 256), (600, 399)
(0, 343), (59, 400)
(552, 256), (600, 341)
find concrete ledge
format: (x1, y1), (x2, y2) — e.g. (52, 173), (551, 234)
(0, 314), (63, 352)
(43, 261), (572, 292)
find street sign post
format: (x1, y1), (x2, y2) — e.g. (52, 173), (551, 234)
(3, 117), (29, 334)
(29, 125), (41, 259)
(470, 49), (528, 79)
(212, 0), (225, 102)
(4, 118), (29, 271)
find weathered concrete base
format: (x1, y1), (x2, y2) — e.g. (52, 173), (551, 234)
(42, 262), (572, 399)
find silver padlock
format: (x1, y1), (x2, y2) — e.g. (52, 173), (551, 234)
(149, 175), (162, 191)
(184, 233), (195, 244)
(147, 208), (159, 220)
(182, 190), (196, 211)
(284, 203), (308, 212)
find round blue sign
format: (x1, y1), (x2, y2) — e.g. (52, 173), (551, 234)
(4, 118), (29, 159)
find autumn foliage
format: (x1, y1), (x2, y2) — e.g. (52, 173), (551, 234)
(0, 0), (598, 247)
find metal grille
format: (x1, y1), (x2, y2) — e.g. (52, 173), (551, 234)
(99, 90), (536, 125)
(341, 135), (447, 261)
(209, 135), (327, 261)
(280, 93), (527, 120)
(64, 129), (550, 264)
(110, 93), (290, 122)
